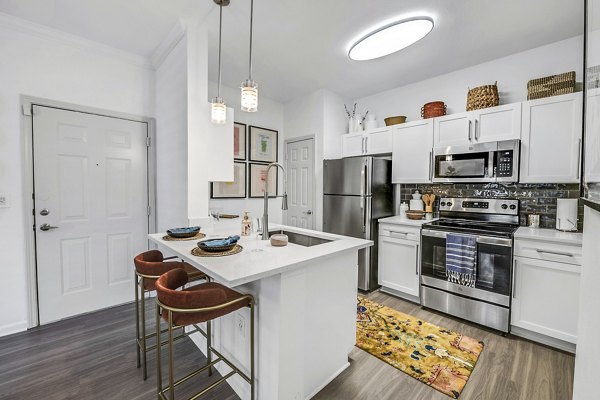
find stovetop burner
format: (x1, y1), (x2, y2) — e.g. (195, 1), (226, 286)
(421, 197), (520, 238)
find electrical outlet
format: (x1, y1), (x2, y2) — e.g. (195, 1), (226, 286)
(0, 194), (9, 208)
(236, 314), (246, 339)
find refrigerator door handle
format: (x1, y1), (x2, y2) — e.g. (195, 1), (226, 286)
(360, 166), (365, 208)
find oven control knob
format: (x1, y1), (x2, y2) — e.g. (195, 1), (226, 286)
(441, 202), (446, 207)
(501, 204), (508, 209)
(446, 202), (452, 207)
(509, 204), (517, 210)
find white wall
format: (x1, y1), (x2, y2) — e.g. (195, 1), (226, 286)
(283, 89), (350, 230)
(573, 206), (600, 399)
(355, 35), (583, 126)
(0, 17), (154, 336)
(155, 36), (188, 231)
(208, 82), (286, 223)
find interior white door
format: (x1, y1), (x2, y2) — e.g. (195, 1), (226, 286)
(285, 138), (314, 229)
(33, 105), (149, 324)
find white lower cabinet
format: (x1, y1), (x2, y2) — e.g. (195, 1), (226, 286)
(378, 223), (421, 302)
(511, 232), (582, 351)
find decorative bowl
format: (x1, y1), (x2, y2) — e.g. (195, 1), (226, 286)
(197, 238), (237, 253)
(166, 226), (201, 238)
(270, 234), (288, 247)
(384, 116), (407, 126)
(405, 210), (426, 220)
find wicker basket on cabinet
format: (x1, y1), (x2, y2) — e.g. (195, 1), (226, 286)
(527, 71), (576, 100)
(466, 82), (499, 111)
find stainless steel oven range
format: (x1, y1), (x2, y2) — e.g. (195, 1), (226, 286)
(420, 197), (519, 332)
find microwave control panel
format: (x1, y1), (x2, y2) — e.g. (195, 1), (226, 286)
(496, 150), (514, 177)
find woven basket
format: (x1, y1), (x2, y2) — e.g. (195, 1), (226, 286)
(421, 101), (446, 119)
(466, 82), (499, 111)
(527, 71), (575, 100)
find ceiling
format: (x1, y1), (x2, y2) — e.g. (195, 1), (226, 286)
(0, 0), (584, 103)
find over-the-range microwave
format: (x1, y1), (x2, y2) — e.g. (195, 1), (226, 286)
(432, 139), (520, 183)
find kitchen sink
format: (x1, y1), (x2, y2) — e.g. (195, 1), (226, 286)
(269, 230), (332, 247)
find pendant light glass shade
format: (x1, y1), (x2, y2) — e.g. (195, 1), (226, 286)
(211, 97), (226, 124)
(211, 0), (227, 124)
(241, 0), (258, 112)
(241, 79), (258, 112)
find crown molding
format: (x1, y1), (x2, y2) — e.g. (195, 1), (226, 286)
(0, 12), (154, 70)
(150, 19), (186, 69)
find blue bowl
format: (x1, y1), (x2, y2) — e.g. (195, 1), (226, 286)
(167, 226), (201, 238)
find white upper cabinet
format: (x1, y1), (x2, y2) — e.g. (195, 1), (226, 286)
(341, 127), (392, 157)
(341, 132), (365, 157)
(520, 93), (583, 183)
(475, 103), (522, 143)
(392, 120), (434, 183)
(433, 112), (472, 147)
(585, 88), (600, 183)
(433, 104), (521, 147)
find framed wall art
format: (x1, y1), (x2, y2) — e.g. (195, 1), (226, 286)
(210, 162), (247, 198)
(249, 162), (278, 198)
(249, 125), (278, 163)
(234, 122), (247, 160)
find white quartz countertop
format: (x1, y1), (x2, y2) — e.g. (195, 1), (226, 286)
(515, 226), (583, 245)
(378, 216), (438, 226)
(149, 224), (372, 288)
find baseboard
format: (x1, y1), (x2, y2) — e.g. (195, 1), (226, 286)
(304, 362), (350, 400)
(0, 320), (28, 337)
(510, 326), (576, 353)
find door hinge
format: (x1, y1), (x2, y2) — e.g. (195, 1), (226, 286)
(32, 224), (36, 232)
(362, 226), (366, 233)
(147, 205), (151, 216)
(146, 137), (151, 147)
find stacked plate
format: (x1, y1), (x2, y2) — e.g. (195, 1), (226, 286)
(197, 236), (240, 253)
(166, 226), (201, 238)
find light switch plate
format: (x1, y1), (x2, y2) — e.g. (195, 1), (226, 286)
(0, 194), (10, 208)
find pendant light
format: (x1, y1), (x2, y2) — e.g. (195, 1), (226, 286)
(211, 0), (228, 124)
(240, 0), (258, 112)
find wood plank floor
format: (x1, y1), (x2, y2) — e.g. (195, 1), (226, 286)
(0, 290), (574, 400)
(314, 291), (575, 400)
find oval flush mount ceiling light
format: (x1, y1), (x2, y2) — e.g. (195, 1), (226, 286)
(348, 17), (434, 61)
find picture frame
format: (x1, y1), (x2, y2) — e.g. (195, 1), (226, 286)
(249, 125), (278, 163)
(249, 163), (278, 198)
(210, 162), (247, 198)
(234, 122), (247, 160)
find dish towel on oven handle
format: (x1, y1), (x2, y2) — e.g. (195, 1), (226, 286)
(445, 233), (477, 288)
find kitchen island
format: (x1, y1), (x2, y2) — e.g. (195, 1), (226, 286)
(149, 224), (372, 400)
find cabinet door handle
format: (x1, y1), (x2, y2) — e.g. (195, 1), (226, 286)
(365, 137), (368, 153)
(536, 249), (574, 257)
(390, 231), (409, 238)
(428, 151), (433, 181)
(475, 119), (479, 141)
(361, 137), (365, 153)
(577, 138), (582, 179)
(512, 259), (517, 299)
(415, 244), (420, 275)
(468, 120), (472, 142)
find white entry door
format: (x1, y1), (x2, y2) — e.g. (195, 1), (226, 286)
(33, 105), (149, 324)
(285, 138), (314, 229)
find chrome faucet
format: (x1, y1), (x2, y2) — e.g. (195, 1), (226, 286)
(262, 162), (288, 239)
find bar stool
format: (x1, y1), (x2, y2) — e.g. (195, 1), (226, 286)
(134, 250), (209, 380)
(155, 268), (255, 400)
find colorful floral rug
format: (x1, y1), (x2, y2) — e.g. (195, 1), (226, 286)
(356, 297), (484, 399)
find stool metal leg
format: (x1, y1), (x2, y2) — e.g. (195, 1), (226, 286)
(156, 303), (163, 399)
(250, 302), (255, 400)
(135, 276), (141, 369)
(207, 320), (212, 377)
(141, 277), (148, 380)
(168, 311), (175, 400)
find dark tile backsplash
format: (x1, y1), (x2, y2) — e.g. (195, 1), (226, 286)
(397, 183), (584, 231)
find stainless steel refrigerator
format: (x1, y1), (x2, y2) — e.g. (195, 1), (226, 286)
(323, 156), (393, 291)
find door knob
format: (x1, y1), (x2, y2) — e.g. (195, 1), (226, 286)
(40, 223), (59, 231)
(40, 208), (50, 216)
(302, 210), (313, 215)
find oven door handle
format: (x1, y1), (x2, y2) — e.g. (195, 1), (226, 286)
(421, 229), (513, 247)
